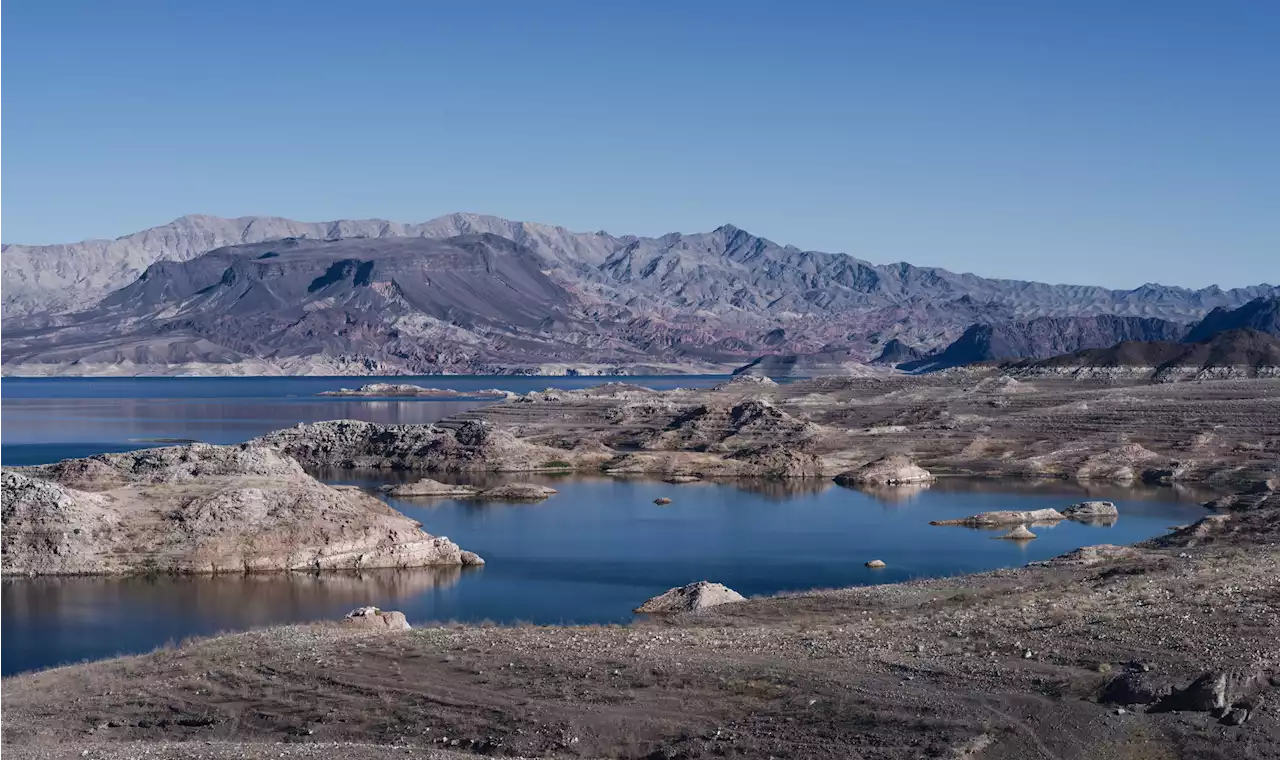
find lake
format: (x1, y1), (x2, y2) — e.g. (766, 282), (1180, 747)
(0, 375), (732, 466)
(0, 377), (1215, 675)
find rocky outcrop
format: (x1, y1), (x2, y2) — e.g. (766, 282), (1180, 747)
(994, 525), (1037, 540)
(634, 581), (745, 614)
(834, 454), (934, 486)
(640, 400), (823, 453)
(1042, 544), (1141, 566)
(1075, 444), (1167, 482)
(1062, 500), (1120, 520)
(23, 443), (306, 490)
(1203, 481), (1280, 512)
(341, 607), (411, 631)
(1, 445), (484, 576)
(930, 509), (1066, 527)
(254, 419), (612, 472)
(473, 483), (558, 501)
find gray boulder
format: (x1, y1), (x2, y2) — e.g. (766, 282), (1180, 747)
(635, 581), (745, 614)
(342, 606), (411, 631)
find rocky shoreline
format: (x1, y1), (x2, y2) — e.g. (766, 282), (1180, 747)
(259, 373), (1279, 489)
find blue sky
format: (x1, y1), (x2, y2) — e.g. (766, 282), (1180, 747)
(3, 0), (1277, 288)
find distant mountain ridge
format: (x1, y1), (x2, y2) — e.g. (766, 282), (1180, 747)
(5, 213), (1275, 321)
(3, 213), (1278, 375)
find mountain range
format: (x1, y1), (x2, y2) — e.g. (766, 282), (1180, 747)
(2, 213), (1277, 375)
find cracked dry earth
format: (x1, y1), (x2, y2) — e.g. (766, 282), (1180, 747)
(4, 506), (1279, 760)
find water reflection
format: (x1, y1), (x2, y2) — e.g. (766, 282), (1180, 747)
(843, 482), (932, 505)
(1, 567), (473, 675)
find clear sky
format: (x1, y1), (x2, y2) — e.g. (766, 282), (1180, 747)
(3, 0), (1277, 288)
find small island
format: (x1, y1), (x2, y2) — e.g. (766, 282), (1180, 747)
(319, 383), (515, 399)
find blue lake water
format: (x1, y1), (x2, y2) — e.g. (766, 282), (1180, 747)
(0, 375), (732, 466)
(0, 377), (1216, 675)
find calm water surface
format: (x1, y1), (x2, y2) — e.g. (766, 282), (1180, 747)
(0, 375), (732, 466)
(0, 377), (1215, 675)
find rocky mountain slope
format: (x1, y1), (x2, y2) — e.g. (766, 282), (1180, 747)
(4, 213), (1277, 374)
(897, 315), (1191, 371)
(1009, 328), (1280, 381)
(1185, 295), (1280, 342)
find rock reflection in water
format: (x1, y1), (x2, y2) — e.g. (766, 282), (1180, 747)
(3, 567), (476, 674)
(841, 482), (932, 505)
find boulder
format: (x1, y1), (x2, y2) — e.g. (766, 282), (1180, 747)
(459, 551), (486, 566)
(994, 525), (1037, 540)
(865, 559), (886, 568)
(1062, 500), (1120, 520)
(931, 509), (1066, 527)
(342, 606), (411, 631)
(834, 455), (934, 486)
(653, 497), (672, 505)
(473, 483), (558, 501)
(634, 581), (745, 614)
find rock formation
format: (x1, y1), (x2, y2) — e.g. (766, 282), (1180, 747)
(1062, 500), (1120, 520)
(995, 525), (1037, 540)
(472, 483), (558, 501)
(254, 419), (612, 472)
(834, 454), (934, 486)
(380, 479), (480, 497)
(634, 581), (745, 614)
(0, 445), (484, 576)
(930, 509), (1066, 527)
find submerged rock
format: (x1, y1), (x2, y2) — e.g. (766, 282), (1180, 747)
(834, 454), (934, 486)
(663, 475), (702, 484)
(635, 581), (745, 614)
(654, 497), (672, 505)
(931, 508), (1066, 527)
(342, 606), (411, 631)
